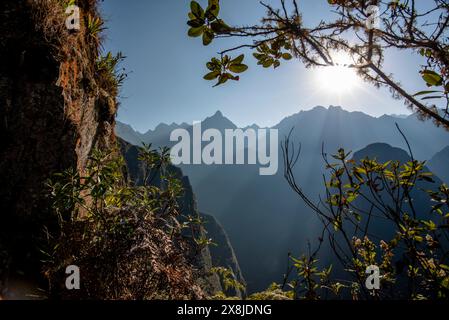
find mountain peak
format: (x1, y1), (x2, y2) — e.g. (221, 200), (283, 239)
(203, 110), (237, 130)
(311, 105), (326, 112)
(154, 122), (180, 131)
(353, 143), (411, 163)
(212, 110), (224, 118)
(244, 123), (260, 130)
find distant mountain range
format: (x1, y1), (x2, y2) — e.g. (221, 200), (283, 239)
(349, 142), (443, 240)
(116, 106), (449, 292)
(117, 107), (448, 161)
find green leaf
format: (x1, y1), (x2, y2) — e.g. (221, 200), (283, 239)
(440, 264), (449, 271)
(210, 19), (230, 34)
(188, 26), (204, 37)
(273, 60), (281, 68)
(423, 220), (437, 231)
(442, 277), (449, 290)
(229, 64), (248, 73)
(421, 95), (444, 100)
(226, 73), (240, 81)
(205, 0), (220, 20)
(214, 74), (229, 87)
(213, 72), (240, 87)
(203, 70), (220, 80)
(253, 53), (265, 60)
(202, 28), (214, 46)
(419, 48), (433, 58)
(190, 1), (204, 19)
(208, 57), (221, 71)
(187, 19), (205, 28)
(230, 54), (245, 65)
(206, 62), (217, 71)
(413, 90), (441, 97)
(282, 52), (293, 60)
(262, 59), (273, 68)
(421, 70), (444, 87)
(222, 55), (230, 65)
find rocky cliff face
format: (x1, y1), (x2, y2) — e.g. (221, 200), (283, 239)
(0, 0), (116, 296)
(119, 139), (222, 295)
(0, 0), (232, 300)
(119, 139), (246, 296)
(201, 213), (246, 298)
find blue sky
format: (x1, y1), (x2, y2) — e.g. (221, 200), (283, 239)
(100, 0), (427, 133)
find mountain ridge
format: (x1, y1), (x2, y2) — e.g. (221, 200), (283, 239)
(428, 146), (449, 184)
(116, 106), (449, 292)
(117, 105), (449, 160)
(117, 106), (415, 136)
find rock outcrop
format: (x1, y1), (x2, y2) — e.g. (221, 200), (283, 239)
(201, 213), (246, 298)
(119, 139), (222, 295)
(0, 0), (242, 300)
(0, 0), (117, 296)
(120, 139), (246, 296)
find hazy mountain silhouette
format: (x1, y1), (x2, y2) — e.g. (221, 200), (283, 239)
(428, 146), (449, 184)
(315, 143), (444, 297)
(116, 111), (232, 148)
(354, 142), (412, 162)
(349, 143), (442, 240)
(115, 122), (145, 146)
(118, 106), (449, 160)
(116, 106), (449, 292)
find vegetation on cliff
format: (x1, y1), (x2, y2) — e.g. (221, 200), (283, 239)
(0, 0), (207, 299)
(44, 145), (205, 299)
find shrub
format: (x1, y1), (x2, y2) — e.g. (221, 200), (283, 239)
(44, 146), (204, 299)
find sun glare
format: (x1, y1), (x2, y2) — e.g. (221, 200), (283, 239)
(315, 52), (359, 94)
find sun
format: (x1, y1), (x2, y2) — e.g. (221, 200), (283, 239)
(315, 52), (359, 94)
